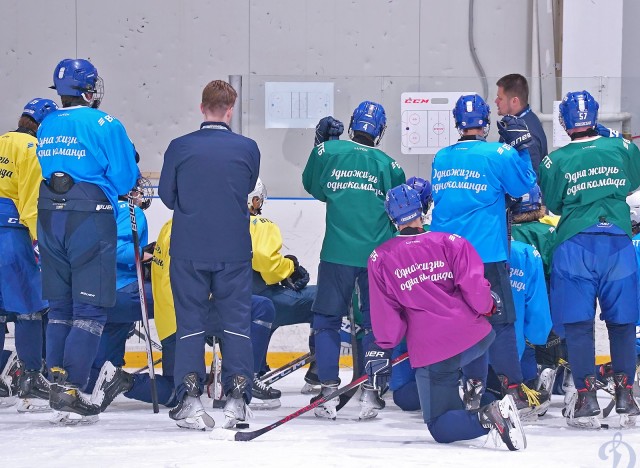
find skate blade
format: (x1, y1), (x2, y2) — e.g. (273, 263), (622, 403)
(49, 412), (99, 426)
(300, 383), (320, 395)
(248, 398), (281, 411)
(0, 396), (17, 408)
(566, 415), (602, 429)
(16, 399), (52, 413)
(501, 395), (527, 451)
(176, 416), (215, 431)
(209, 427), (238, 441)
(619, 414), (637, 428)
(91, 364), (117, 406)
(313, 407), (337, 420)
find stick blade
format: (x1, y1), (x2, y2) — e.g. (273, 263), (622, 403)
(209, 428), (238, 441)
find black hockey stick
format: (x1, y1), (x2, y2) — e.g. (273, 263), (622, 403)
(259, 352), (315, 386)
(133, 327), (163, 351)
(128, 196), (159, 414)
(336, 295), (363, 411)
(214, 352), (409, 442)
(133, 357), (163, 375)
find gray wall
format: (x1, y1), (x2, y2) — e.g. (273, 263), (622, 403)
(622, 0), (640, 138)
(0, 0), (533, 196)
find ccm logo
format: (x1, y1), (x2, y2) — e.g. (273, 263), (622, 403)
(404, 98), (430, 104)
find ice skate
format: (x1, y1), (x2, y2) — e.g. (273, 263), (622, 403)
(614, 372), (639, 428)
(301, 361), (321, 395)
(92, 361), (134, 412)
(222, 375), (252, 429)
(311, 381), (340, 420)
(48, 367), (100, 421)
(498, 374), (549, 420)
(563, 375), (601, 429)
(0, 351), (20, 407)
(169, 372), (215, 431)
(463, 378), (484, 411)
(16, 398), (52, 413)
(249, 375), (281, 410)
(562, 367), (577, 406)
(18, 370), (50, 401)
(478, 395), (527, 451)
(358, 383), (385, 420)
(49, 410), (99, 426)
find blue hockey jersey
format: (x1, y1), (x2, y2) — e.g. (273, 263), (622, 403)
(430, 139), (536, 262)
(115, 200), (147, 290)
(630, 233), (640, 355)
(510, 240), (552, 357)
(36, 106), (138, 215)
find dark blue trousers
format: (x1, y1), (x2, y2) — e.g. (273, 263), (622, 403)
(170, 258), (253, 401)
(416, 331), (494, 444)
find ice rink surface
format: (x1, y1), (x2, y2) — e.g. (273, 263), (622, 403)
(1, 367), (639, 468)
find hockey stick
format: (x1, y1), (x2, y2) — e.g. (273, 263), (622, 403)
(336, 294), (363, 411)
(133, 327), (163, 351)
(133, 357), (163, 375)
(212, 352), (409, 442)
(128, 196), (159, 414)
(259, 352), (315, 386)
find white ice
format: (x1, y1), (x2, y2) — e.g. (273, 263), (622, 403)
(1, 367), (638, 468)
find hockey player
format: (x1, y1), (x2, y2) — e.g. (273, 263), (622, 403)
(36, 58), (139, 423)
(430, 94), (546, 417)
(302, 102), (406, 419)
(495, 74), (548, 179)
(247, 178), (318, 393)
(0, 98), (58, 409)
(159, 80), (260, 429)
(539, 90), (640, 428)
(366, 184), (526, 451)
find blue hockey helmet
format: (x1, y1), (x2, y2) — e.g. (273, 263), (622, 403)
(22, 98), (58, 124)
(511, 185), (542, 215)
(51, 58), (104, 108)
(348, 101), (387, 146)
(385, 184), (423, 226)
(559, 90), (599, 131)
(453, 94), (491, 136)
(406, 176), (432, 214)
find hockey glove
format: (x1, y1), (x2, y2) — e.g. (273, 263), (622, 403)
(281, 255), (310, 291)
(487, 290), (503, 317)
(534, 330), (566, 367)
(365, 344), (392, 395)
(497, 115), (533, 151)
(595, 123), (621, 139)
(314, 116), (344, 146)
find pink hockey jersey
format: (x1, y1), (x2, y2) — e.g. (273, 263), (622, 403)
(368, 231), (493, 368)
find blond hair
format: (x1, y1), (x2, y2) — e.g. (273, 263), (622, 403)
(202, 80), (237, 115)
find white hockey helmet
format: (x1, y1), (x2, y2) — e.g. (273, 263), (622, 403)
(248, 178), (267, 213)
(627, 191), (640, 230)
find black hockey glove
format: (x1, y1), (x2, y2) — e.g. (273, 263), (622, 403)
(497, 115), (533, 151)
(364, 344), (392, 395)
(281, 255), (310, 291)
(534, 330), (566, 367)
(315, 116), (344, 146)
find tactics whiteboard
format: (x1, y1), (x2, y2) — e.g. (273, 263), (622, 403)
(400, 92), (473, 154)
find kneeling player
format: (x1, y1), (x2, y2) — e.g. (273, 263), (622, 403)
(365, 184), (526, 451)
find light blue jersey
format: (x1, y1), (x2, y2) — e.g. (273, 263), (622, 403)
(36, 106), (138, 214)
(510, 240), (552, 357)
(430, 139), (535, 262)
(631, 233), (640, 355)
(115, 200), (147, 290)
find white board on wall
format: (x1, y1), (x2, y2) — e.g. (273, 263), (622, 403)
(265, 82), (334, 129)
(400, 92), (473, 154)
(552, 100), (571, 148)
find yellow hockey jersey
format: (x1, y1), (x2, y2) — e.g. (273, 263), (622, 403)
(0, 130), (43, 240)
(151, 218), (176, 341)
(250, 214), (294, 285)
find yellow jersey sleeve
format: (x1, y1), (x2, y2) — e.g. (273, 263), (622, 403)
(250, 215), (294, 285)
(151, 219), (176, 341)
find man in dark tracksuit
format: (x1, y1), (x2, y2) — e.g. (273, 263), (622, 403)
(159, 80), (260, 431)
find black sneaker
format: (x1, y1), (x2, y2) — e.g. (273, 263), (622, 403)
(169, 372), (215, 431)
(49, 367), (100, 417)
(478, 395), (527, 451)
(91, 361), (134, 412)
(18, 370), (50, 400)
